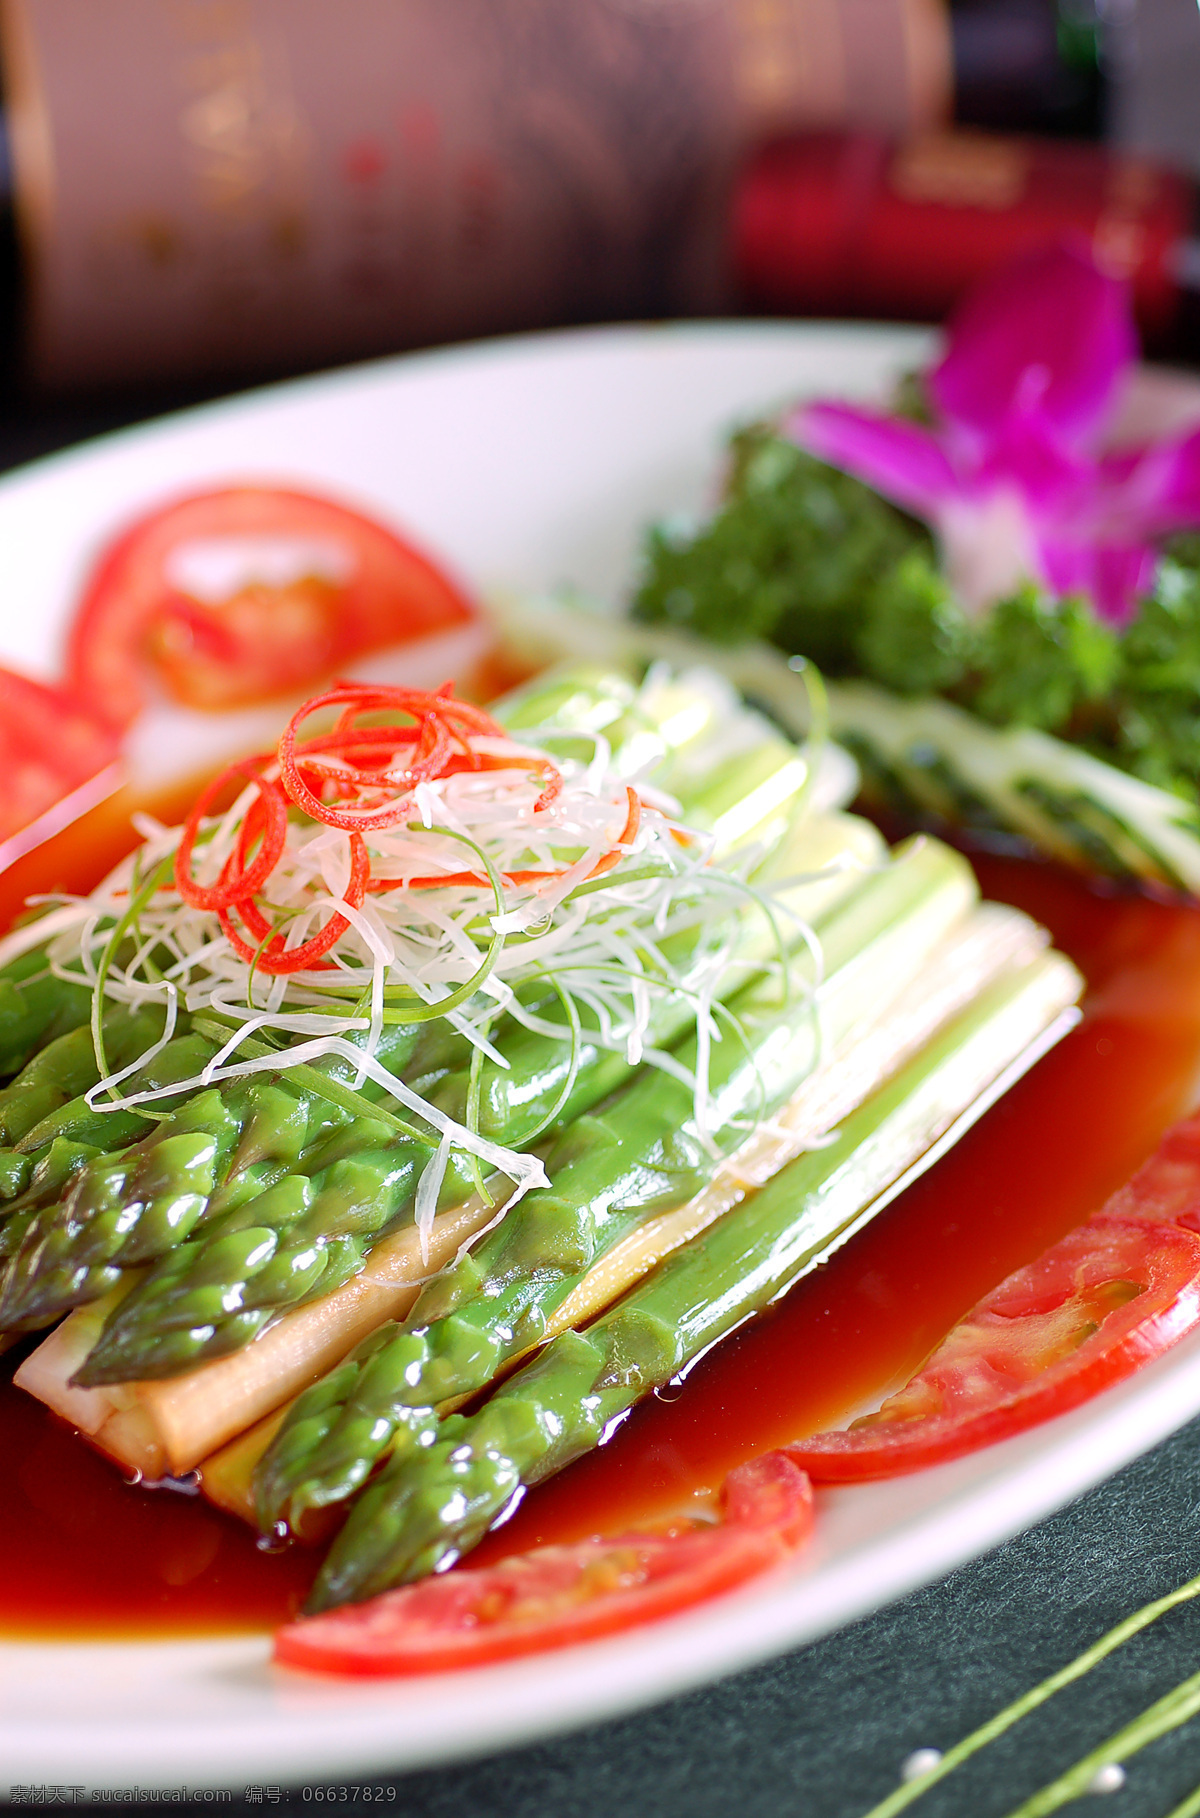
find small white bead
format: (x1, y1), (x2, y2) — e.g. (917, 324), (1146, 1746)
(1087, 1763), (1126, 1796)
(900, 1748), (944, 1783)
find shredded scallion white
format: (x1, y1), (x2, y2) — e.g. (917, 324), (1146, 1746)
(3, 702), (829, 1222)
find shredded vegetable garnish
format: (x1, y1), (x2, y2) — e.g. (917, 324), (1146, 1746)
(8, 676), (823, 1224)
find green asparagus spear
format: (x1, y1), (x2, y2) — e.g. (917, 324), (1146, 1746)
(0, 1003), (175, 1150)
(0, 1152), (28, 1202)
(306, 945), (1080, 1609)
(0, 1004), (176, 1207)
(0, 1023), (422, 1333)
(4, 1029), (222, 1210)
(254, 835), (974, 1533)
(0, 1028), (224, 1275)
(0, 947), (92, 1079)
(74, 810), (881, 1383)
(13, 1029), (218, 1162)
(76, 1121), (436, 1376)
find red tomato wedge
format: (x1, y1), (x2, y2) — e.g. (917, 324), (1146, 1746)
(274, 1452), (814, 1678)
(790, 1213), (1200, 1481)
(67, 485), (476, 725)
(0, 667), (120, 845)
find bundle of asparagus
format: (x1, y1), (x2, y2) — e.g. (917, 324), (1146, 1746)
(2, 656), (1081, 1622)
(309, 948), (1077, 1609)
(8, 662), (853, 1444)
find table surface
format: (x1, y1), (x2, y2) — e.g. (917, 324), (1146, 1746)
(6, 383), (1200, 1818)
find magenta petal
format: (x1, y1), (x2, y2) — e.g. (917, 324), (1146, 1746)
(1093, 426), (1200, 540)
(973, 405), (1086, 510)
(1036, 533), (1155, 625)
(1091, 542), (1159, 622)
(1032, 533), (1095, 601)
(791, 242), (1199, 624)
(929, 242), (1136, 451)
(789, 402), (961, 518)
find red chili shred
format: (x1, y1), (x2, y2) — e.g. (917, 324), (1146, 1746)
(170, 681), (636, 976)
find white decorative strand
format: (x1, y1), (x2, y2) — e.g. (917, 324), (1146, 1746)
(28, 708), (822, 1258)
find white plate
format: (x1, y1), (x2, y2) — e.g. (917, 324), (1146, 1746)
(3, 322), (1200, 1790)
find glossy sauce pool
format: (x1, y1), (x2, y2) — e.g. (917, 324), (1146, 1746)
(3, 838), (1200, 1635)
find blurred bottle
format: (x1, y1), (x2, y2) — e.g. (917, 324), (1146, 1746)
(0, 0), (1175, 396)
(734, 127), (1200, 349)
(1, 0), (955, 391)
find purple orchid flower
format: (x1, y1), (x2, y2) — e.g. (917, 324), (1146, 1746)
(789, 241), (1200, 625)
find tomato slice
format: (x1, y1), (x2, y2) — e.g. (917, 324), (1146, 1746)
(273, 1452), (814, 1677)
(0, 667), (120, 845)
(67, 485), (476, 725)
(791, 1108), (1200, 1481)
(1103, 1115), (1200, 1232)
(789, 1214), (1200, 1480)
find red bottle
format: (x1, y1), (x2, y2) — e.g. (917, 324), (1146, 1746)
(734, 129), (1198, 347)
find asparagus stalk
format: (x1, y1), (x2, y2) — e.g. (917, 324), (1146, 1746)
(14, 1186), (504, 1479)
(827, 679), (1200, 896)
(10, 1029), (224, 1168)
(0, 1004), (175, 1205)
(72, 808), (880, 1382)
(0, 944), (93, 1080)
(0, 1030), (225, 1275)
(308, 946), (1081, 1609)
(0, 1023), (420, 1335)
(253, 835), (975, 1532)
(0, 1003), (175, 1151)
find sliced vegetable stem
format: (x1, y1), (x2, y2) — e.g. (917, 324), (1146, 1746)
(858, 1570), (1200, 1817)
(827, 680), (1200, 897)
(999, 1667), (1200, 1816)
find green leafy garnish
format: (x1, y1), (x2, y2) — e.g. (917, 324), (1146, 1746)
(635, 430), (929, 672)
(634, 429), (1200, 815)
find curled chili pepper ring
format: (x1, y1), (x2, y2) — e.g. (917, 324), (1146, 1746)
(278, 683), (516, 834)
(219, 833), (371, 975)
(172, 680), (626, 977)
(174, 759), (288, 913)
